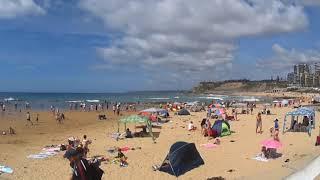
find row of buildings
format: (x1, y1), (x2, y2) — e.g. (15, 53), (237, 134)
(287, 63), (320, 87)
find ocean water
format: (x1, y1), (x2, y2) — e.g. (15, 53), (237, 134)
(0, 91), (269, 111)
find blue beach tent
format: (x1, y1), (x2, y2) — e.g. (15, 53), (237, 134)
(159, 142), (204, 177)
(283, 107), (315, 136)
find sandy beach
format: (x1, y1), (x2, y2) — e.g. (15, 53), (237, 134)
(1, 100), (319, 180)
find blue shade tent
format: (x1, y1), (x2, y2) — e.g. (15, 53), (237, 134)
(283, 107), (315, 136)
(159, 142), (204, 177)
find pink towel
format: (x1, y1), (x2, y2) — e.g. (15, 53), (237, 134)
(200, 143), (218, 149)
(120, 147), (130, 152)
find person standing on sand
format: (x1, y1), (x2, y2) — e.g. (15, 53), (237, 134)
(26, 112), (33, 126)
(82, 135), (91, 158)
(113, 104), (116, 114)
(36, 114), (39, 123)
(256, 112), (262, 134)
(116, 104), (121, 116)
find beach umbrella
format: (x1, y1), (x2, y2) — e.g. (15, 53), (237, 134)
(118, 115), (155, 141)
(140, 108), (168, 114)
(140, 108), (158, 113)
(261, 139), (282, 149)
(120, 115), (149, 124)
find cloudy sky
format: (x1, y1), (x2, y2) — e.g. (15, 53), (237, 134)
(0, 0), (320, 92)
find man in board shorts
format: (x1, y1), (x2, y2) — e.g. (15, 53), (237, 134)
(26, 112), (33, 126)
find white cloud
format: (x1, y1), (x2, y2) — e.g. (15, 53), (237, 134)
(79, 0), (309, 87)
(0, 0), (45, 19)
(283, 0), (320, 6)
(257, 44), (320, 70)
(301, 0), (320, 6)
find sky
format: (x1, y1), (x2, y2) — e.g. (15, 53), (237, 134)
(0, 0), (320, 92)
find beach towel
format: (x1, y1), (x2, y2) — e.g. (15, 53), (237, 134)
(27, 154), (49, 159)
(120, 147), (130, 152)
(42, 147), (60, 152)
(27, 150), (58, 159)
(0, 165), (13, 174)
(39, 151), (58, 156)
(252, 155), (268, 162)
(200, 143), (218, 149)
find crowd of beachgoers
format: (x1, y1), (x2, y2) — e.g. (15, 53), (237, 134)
(0, 93), (320, 179)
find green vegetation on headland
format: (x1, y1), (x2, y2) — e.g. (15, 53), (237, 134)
(193, 79), (287, 93)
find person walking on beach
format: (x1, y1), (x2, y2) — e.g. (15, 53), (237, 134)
(26, 112), (33, 126)
(256, 112), (262, 134)
(36, 114), (39, 123)
(2, 104), (5, 112)
(116, 104), (121, 116)
(113, 104), (116, 114)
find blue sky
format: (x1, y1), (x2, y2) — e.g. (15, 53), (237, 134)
(0, 0), (320, 92)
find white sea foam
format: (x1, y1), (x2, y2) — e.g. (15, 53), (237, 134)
(4, 97), (15, 101)
(66, 100), (83, 103)
(198, 96), (224, 100)
(146, 97), (170, 100)
(86, 100), (100, 103)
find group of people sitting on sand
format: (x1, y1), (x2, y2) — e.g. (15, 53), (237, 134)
(63, 136), (105, 180)
(290, 116), (313, 132)
(117, 127), (148, 140)
(66, 135), (92, 158)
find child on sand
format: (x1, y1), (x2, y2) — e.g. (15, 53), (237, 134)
(117, 148), (128, 167)
(188, 121), (196, 131)
(256, 113), (262, 134)
(201, 118), (207, 135)
(270, 119), (280, 141)
(82, 135), (91, 158)
(273, 119), (280, 141)
(260, 146), (268, 159)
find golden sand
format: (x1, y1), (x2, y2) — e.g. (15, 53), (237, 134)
(0, 106), (319, 180)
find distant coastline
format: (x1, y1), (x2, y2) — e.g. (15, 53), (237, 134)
(192, 79), (287, 93)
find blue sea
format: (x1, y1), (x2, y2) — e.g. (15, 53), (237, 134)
(0, 91), (269, 111)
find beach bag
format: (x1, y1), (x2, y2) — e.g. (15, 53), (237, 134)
(89, 163), (104, 180)
(316, 126), (320, 146)
(207, 129), (213, 137)
(60, 144), (67, 151)
(316, 136), (320, 146)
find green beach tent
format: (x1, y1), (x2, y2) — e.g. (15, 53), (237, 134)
(118, 115), (155, 141)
